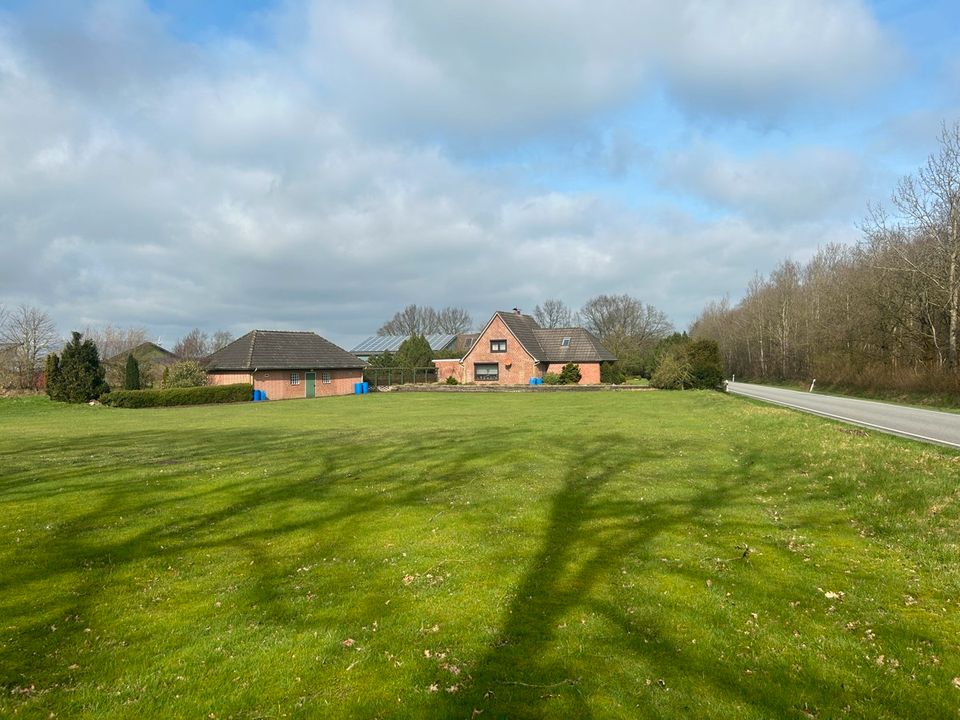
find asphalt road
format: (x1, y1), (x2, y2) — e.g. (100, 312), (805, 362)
(725, 382), (960, 450)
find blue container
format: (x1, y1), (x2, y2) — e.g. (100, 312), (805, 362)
(362, 382), (370, 394)
(354, 382), (362, 395)
(253, 389), (262, 401)
(529, 378), (537, 385)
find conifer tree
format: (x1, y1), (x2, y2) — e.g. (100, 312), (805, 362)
(395, 335), (433, 369)
(124, 354), (141, 390)
(56, 332), (109, 402)
(45, 353), (62, 400)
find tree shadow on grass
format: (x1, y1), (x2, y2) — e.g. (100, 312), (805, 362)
(0, 423), (516, 706)
(423, 437), (897, 719)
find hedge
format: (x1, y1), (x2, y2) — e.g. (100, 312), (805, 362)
(100, 383), (253, 408)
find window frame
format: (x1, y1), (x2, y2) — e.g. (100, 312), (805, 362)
(290, 372), (301, 385)
(561, 336), (571, 347)
(490, 339), (507, 353)
(321, 371), (331, 384)
(474, 363), (499, 381)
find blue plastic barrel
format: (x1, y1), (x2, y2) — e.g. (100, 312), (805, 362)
(354, 382), (362, 395)
(362, 382), (369, 394)
(253, 389), (261, 401)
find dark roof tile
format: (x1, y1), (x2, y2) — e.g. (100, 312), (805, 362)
(496, 311), (545, 358)
(206, 330), (366, 371)
(534, 328), (616, 362)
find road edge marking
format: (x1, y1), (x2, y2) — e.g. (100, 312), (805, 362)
(727, 388), (960, 450)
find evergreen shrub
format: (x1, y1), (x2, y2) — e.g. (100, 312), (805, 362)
(558, 363), (582, 385)
(101, 383), (253, 408)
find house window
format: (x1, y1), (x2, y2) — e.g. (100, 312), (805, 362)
(475, 363), (499, 381)
(490, 339), (507, 353)
(561, 337), (571, 347)
(290, 373), (300, 385)
(321, 371), (331, 384)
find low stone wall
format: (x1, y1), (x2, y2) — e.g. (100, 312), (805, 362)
(389, 384), (653, 393)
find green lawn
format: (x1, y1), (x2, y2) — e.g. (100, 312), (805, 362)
(2, 392), (959, 718)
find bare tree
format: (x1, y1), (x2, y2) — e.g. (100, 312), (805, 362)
(84, 324), (148, 362)
(580, 294), (672, 360)
(692, 122), (960, 395)
(378, 305), (434, 336)
(435, 307), (472, 334)
(377, 305), (472, 336)
(533, 299), (576, 328)
(174, 328), (210, 360)
(0, 304), (58, 389)
(873, 121), (960, 368)
(210, 330), (234, 352)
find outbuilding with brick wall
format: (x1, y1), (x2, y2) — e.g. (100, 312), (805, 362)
(206, 330), (366, 400)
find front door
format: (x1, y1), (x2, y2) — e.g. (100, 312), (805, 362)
(305, 372), (316, 398)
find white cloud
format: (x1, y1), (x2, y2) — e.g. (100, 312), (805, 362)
(295, 0), (899, 140)
(0, 1), (896, 345)
(661, 141), (872, 222)
(660, 0), (899, 115)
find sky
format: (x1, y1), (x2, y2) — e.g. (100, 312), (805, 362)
(1, 0), (958, 350)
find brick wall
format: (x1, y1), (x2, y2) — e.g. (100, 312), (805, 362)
(463, 315), (541, 384)
(544, 362), (601, 385)
(208, 371), (252, 387)
(208, 369), (362, 399)
(434, 359), (463, 383)
(313, 369), (364, 397)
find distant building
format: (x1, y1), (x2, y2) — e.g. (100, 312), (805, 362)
(206, 330), (365, 400)
(105, 342), (180, 388)
(434, 309), (615, 385)
(350, 334), (459, 362)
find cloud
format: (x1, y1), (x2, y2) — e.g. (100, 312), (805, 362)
(0, 0), (902, 346)
(295, 0), (900, 142)
(660, 141), (873, 222)
(659, 0), (900, 116)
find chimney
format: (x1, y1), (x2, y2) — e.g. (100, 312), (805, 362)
(512, 307), (521, 315)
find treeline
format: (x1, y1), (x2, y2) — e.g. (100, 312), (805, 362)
(0, 303), (233, 391)
(692, 122), (960, 400)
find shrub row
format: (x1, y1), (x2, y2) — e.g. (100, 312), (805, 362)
(101, 383), (253, 408)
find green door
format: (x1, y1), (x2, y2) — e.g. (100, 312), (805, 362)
(305, 372), (316, 398)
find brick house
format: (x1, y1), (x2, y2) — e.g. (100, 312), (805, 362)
(206, 330), (366, 400)
(434, 309), (615, 385)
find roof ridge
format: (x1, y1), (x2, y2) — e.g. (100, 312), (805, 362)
(246, 330), (257, 368)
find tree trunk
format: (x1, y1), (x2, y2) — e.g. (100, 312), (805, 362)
(949, 247), (958, 368)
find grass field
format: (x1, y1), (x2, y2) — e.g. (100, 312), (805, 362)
(2, 391), (959, 719)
